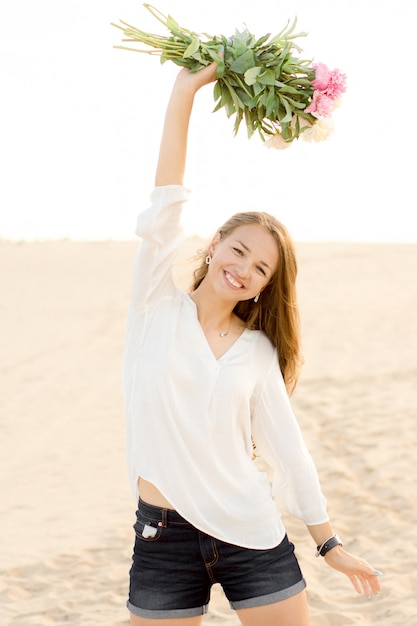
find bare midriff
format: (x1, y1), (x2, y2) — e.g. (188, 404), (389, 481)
(137, 477), (175, 509)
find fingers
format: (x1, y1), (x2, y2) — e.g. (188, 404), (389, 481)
(325, 548), (382, 598)
(196, 61), (220, 85)
(368, 570), (383, 595)
(348, 574), (362, 595)
(358, 561), (382, 597)
(175, 61), (219, 93)
(349, 570), (382, 598)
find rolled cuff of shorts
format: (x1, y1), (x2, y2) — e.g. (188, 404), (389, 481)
(229, 578), (306, 610)
(127, 600), (209, 619)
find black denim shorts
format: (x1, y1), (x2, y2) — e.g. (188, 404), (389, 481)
(127, 499), (306, 619)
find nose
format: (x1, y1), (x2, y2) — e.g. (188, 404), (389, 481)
(235, 259), (251, 279)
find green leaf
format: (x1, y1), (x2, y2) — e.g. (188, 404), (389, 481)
(281, 124), (293, 141)
(229, 49), (255, 74)
(261, 87), (278, 119)
(233, 108), (244, 136)
(287, 77), (311, 87)
(274, 81), (301, 96)
(205, 46), (225, 77)
(292, 115), (301, 138)
(257, 52), (276, 64)
(253, 81), (263, 97)
(237, 29), (255, 47)
(253, 33), (271, 48)
(244, 109), (257, 138)
(268, 20), (289, 43)
(183, 37), (200, 58)
(225, 80), (244, 111)
(213, 81), (222, 102)
(258, 69), (276, 85)
(190, 51), (203, 63)
(214, 83), (236, 117)
(235, 88), (253, 106)
(244, 66), (261, 86)
(231, 32), (249, 56)
(278, 95), (293, 123)
(247, 92), (261, 108)
(166, 15), (190, 41)
(281, 94), (307, 109)
(282, 16), (298, 38)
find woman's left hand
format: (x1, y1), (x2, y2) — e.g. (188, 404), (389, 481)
(324, 545), (382, 597)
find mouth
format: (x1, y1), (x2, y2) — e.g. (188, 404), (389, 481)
(224, 271), (244, 290)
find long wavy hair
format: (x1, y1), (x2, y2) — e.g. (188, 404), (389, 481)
(191, 212), (303, 394)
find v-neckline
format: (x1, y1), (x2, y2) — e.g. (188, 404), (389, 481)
(184, 292), (249, 362)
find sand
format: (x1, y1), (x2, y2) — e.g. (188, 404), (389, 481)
(1, 238), (416, 625)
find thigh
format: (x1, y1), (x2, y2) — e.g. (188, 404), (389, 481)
(236, 589), (310, 626)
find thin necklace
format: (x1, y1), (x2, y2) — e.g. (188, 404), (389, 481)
(219, 318), (233, 337)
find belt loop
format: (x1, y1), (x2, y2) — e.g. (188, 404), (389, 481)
(159, 508), (168, 528)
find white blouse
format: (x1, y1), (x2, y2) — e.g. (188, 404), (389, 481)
(122, 185), (329, 549)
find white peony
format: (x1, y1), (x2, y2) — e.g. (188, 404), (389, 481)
(264, 133), (292, 150)
(301, 116), (334, 143)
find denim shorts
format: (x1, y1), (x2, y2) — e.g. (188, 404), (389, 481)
(127, 499), (306, 619)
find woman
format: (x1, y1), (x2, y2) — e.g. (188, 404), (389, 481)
(122, 61), (381, 626)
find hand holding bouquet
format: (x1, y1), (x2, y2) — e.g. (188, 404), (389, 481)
(112, 4), (346, 147)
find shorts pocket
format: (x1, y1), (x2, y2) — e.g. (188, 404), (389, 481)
(133, 516), (162, 542)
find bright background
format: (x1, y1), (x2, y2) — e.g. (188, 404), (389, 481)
(1, 0), (416, 242)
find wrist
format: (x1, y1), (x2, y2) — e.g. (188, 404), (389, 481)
(323, 544), (344, 561)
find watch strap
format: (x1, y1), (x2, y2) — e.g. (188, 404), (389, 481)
(316, 534), (343, 557)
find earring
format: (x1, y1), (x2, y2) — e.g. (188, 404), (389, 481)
(254, 292), (260, 303)
(205, 254), (212, 265)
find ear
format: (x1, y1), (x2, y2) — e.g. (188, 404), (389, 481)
(208, 232), (221, 257)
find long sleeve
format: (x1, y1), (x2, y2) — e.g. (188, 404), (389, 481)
(251, 355), (329, 526)
(122, 185), (190, 407)
(129, 185), (190, 311)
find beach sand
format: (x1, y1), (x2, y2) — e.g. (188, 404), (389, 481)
(1, 238), (416, 625)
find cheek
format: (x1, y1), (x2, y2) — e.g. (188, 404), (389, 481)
(259, 274), (275, 293)
(211, 249), (233, 267)
(258, 277), (270, 292)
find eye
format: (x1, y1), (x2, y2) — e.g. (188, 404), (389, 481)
(232, 246), (243, 255)
(256, 265), (266, 276)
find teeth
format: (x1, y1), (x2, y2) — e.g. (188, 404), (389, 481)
(225, 272), (243, 288)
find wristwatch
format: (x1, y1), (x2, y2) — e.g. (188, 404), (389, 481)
(316, 535), (343, 557)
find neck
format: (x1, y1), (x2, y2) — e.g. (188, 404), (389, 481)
(189, 288), (236, 334)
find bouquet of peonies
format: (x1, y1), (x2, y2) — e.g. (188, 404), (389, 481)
(112, 4), (347, 147)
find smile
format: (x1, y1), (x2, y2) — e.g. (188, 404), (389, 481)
(224, 271), (243, 289)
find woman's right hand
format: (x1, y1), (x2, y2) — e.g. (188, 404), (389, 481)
(174, 61), (220, 94)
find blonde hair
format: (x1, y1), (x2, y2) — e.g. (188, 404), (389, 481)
(192, 212), (303, 394)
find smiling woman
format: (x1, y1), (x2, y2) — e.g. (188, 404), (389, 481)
(191, 215), (301, 392)
(120, 61), (382, 626)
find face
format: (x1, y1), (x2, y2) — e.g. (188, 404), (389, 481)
(208, 224), (279, 302)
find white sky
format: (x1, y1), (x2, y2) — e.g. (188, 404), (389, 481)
(1, 0), (416, 242)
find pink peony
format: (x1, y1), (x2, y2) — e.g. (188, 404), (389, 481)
(311, 62), (332, 91)
(305, 91), (334, 117)
(325, 68), (347, 99)
(312, 63), (347, 99)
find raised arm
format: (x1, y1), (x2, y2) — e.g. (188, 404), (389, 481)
(155, 63), (219, 187)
